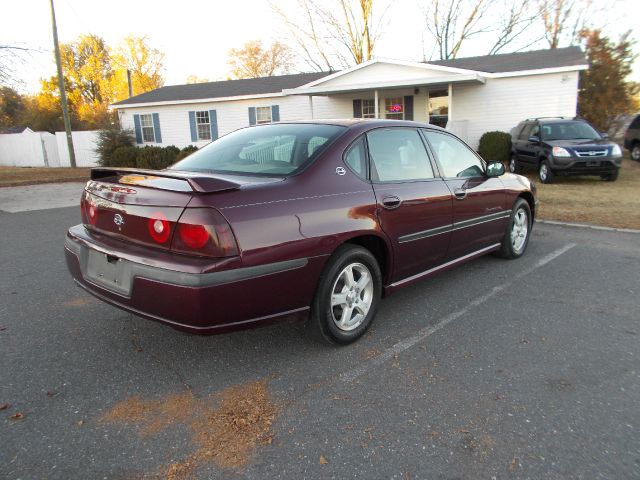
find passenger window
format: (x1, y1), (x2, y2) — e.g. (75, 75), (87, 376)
(531, 124), (540, 138)
(344, 137), (367, 178)
(518, 123), (533, 140)
(423, 130), (484, 178)
(366, 128), (434, 182)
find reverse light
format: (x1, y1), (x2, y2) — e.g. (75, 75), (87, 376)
(611, 144), (622, 158)
(552, 146), (571, 158)
(147, 212), (171, 244)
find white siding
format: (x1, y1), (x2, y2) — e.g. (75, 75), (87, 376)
(452, 71), (580, 148)
(317, 62), (453, 88)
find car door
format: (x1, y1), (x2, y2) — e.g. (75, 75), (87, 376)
(365, 127), (453, 282)
(519, 123), (541, 166)
(422, 129), (508, 260)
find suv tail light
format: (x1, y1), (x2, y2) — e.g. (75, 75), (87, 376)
(171, 208), (239, 258)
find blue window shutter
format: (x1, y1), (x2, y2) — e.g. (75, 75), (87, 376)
(209, 110), (218, 140)
(248, 107), (256, 126)
(152, 113), (162, 143)
(271, 105), (280, 122)
(188, 111), (197, 142)
(404, 96), (414, 121)
(133, 114), (142, 144)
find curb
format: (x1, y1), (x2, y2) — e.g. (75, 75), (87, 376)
(537, 219), (640, 234)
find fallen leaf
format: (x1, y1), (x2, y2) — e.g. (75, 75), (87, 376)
(319, 455), (328, 465)
(508, 457), (518, 472)
(77, 420), (84, 426)
(264, 436), (273, 445)
(9, 412), (24, 420)
(46, 391), (57, 397)
(540, 336), (546, 342)
(0, 326), (6, 331)
(0, 403), (9, 410)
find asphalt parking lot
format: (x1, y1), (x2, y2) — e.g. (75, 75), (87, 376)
(1, 198), (639, 479)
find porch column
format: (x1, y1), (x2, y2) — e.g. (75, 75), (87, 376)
(447, 83), (453, 128)
(308, 95), (314, 119)
(374, 89), (379, 119)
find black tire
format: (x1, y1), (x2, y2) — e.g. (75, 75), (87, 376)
(495, 198), (532, 259)
(631, 144), (640, 162)
(509, 155), (522, 174)
(308, 244), (382, 345)
(538, 160), (554, 184)
(601, 169), (619, 181)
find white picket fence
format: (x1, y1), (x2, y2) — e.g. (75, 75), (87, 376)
(0, 128), (100, 167)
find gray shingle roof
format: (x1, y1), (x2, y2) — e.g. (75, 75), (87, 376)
(112, 71), (333, 106)
(427, 46), (587, 73)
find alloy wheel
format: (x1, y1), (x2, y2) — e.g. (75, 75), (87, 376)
(511, 208), (529, 254)
(330, 262), (374, 331)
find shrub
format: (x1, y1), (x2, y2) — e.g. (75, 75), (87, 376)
(478, 131), (512, 163)
(176, 145), (199, 161)
(135, 145), (180, 170)
(110, 146), (138, 167)
(95, 127), (136, 167)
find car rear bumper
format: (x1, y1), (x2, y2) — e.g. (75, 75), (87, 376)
(65, 225), (326, 334)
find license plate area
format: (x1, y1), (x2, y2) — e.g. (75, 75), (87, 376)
(587, 161), (600, 167)
(85, 250), (133, 296)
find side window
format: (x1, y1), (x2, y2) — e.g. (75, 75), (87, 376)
(366, 128), (434, 182)
(630, 115), (640, 130)
(423, 130), (484, 178)
(344, 137), (367, 178)
(531, 124), (540, 138)
(518, 123), (533, 141)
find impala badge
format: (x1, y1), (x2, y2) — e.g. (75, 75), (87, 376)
(335, 167), (346, 176)
(113, 213), (125, 229)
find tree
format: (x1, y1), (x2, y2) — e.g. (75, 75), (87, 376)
(0, 44), (32, 87)
(0, 86), (25, 128)
(109, 35), (164, 100)
(271, 0), (389, 71)
(577, 29), (638, 133)
(228, 40), (294, 78)
(186, 75), (210, 84)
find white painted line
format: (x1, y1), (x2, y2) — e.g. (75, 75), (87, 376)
(538, 219), (640, 234)
(341, 243), (577, 383)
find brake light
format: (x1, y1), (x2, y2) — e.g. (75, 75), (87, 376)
(81, 191), (98, 226)
(147, 212), (171, 244)
(171, 208), (239, 257)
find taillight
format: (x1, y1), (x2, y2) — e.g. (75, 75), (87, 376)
(81, 191), (98, 226)
(171, 208), (239, 257)
(147, 212), (171, 244)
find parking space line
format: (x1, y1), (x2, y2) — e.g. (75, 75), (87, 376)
(340, 243), (577, 383)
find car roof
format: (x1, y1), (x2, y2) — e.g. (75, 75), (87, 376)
(269, 118), (447, 131)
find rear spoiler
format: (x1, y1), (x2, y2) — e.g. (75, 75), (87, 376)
(91, 167), (242, 194)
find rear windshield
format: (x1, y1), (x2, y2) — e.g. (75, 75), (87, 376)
(170, 123), (347, 176)
(540, 122), (602, 141)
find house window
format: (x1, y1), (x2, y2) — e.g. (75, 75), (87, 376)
(195, 111), (211, 140)
(362, 99), (376, 118)
(140, 114), (155, 142)
(428, 90), (448, 127)
(385, 97), (404, 120)
(256, 106), (272, 124)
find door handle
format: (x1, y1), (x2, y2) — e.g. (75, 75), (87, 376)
(381, 195), (402, 210)
(453, 188), (467, 200)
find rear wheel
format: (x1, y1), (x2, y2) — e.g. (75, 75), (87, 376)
(631, 144), (640, 162)
(509, 155), (522, 174)
(496, 198), (532, 259)
(538, 160), (554, 184)
(309, 245), (382, 345)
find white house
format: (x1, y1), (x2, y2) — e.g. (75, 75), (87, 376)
(112, 47), (588, 150)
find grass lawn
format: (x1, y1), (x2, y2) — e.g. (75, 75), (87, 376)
(0, 166), (91, 187)
(524, 157), (640, 230)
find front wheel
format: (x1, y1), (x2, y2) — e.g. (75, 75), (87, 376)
(309, 245), (382, 345)
(601, 169), (619, 181)
(496, 198), (532, 259)
(539, 160), (554, 184)
(509, 155), (522, 174)
(631, 144), (640, 162)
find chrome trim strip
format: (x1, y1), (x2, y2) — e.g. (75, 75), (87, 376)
(398, 211), (509, 244)
(390, 243), (501, 288)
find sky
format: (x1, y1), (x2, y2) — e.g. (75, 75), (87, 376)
(2, 0), (639, 94)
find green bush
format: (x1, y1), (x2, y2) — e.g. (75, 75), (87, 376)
(95, 127), (136, 167)
(478, 131), (512, 163)
(135, 145), (180, 170)
(110, 146), (138, 167)
(176, 145), (199, 161)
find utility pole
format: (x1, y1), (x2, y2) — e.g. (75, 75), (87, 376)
(49, 0), (76, 168)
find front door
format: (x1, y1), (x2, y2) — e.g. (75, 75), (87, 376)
(422, 129), (508, 260)
(366, 127), (453, 282)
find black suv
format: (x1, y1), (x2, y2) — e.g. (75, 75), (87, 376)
(624, 114), (640, 161)
(510, 118), (623, 183)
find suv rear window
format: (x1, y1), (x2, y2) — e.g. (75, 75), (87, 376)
(171, 123), (346, 176)
(629, 115), (640, 130)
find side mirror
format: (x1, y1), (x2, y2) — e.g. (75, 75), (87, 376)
(528, 135), (540, 144)
(601, 132), (609, 139)
(486, 161), (505, 177)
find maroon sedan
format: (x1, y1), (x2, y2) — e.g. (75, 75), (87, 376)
(65, 120), (536, 344)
